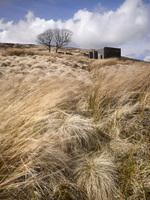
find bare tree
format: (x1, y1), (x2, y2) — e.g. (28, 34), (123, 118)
(37, 29), (53, 52)
(53, 28), (73, 52)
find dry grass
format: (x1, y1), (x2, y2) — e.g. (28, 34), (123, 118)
(0, 53), (94, 199)
(47, 112), (100, 155)
(0, 50), (150, 199)
(74, 151), (118, 200)
(2, 47), (91, 63)
(89, 58), (150, 137)
(3, 48), (37, 56)
(89, 58), (150, 199)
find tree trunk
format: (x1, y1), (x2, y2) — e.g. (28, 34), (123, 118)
(48, 45), (51, 52)
(56, 46), (59, 53)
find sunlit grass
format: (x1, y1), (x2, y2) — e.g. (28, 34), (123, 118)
(0, 51), (150, 199)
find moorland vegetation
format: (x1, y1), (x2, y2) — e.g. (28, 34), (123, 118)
(0, 46), (150, 200)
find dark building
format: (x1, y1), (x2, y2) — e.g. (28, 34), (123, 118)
(93, 51), (98, 59)
(89, 51), (94, 59)
(89, 47), (121, 59)
(98, 47), (121, 59)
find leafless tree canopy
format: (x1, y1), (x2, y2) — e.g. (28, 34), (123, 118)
(37, 28), (73, 53)
(37, 29), (53, 52)
(53, 28), (73, 52)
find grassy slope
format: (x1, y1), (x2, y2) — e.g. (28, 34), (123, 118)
(0, 48), (150, 199)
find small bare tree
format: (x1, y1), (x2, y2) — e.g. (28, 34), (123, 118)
(37, 29), (53, 52)
(53, 28), (73, 52)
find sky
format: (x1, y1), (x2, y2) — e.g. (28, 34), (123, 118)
(0, 0), (150, 61)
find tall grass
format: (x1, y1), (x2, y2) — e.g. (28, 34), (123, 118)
(0, 53), (150, 199)
(0, 58), (96, 199)
(89, 58), (150, 199)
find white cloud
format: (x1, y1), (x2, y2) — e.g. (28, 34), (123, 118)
(0, 18), (13, 29)
(0, 0), (150, 58)
(0, 11), (56, 44)
(144, 56), (150, 62)
(68, 0), (150, 49)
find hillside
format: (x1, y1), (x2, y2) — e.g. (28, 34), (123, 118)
(0, 43), (89, 56)
(0, 45), (150, 200)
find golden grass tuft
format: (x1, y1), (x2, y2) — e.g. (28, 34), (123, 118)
(75, 151), (118, 200)
(47, 112), (100, 154)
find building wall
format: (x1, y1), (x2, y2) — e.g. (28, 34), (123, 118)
(104, 47), (121, 59)
(89, 47), (121, 59)
(89, 51), (93, 59)
(89, 51), (98, 59)
(93, 51), (98, 59)
(98, 49), (104, 59)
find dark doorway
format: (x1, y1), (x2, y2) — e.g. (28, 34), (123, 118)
(89, 52), (93, 59)
(94, 51), (98, 59)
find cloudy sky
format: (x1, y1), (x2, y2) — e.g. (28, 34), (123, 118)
(0, 0), (150, 61)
